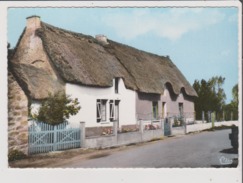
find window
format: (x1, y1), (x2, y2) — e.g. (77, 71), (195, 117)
(179, 103), (183, 118)
(152, 101), (158, 120)
(110, 100), (120, 121)
(115, 78), (119, 94)
(97, 99), (107, 122)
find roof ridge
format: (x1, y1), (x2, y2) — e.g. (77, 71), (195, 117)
(107, 39), (168, 61)
(42, 21), (169, 61)
(41, 21), (95, 41)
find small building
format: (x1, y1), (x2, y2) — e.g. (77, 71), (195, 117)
(9, 16), (197, 136)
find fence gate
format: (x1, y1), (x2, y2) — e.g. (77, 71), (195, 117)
(28, 121), (81, 155)
(164, 118), (171, 136)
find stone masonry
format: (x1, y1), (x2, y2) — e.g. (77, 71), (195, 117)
(8, 71), (29, 155)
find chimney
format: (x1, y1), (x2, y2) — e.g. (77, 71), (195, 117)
(95, 34), (109, 45)
(26, 15), (41, 31)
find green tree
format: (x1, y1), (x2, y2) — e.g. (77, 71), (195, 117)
(32, 92), (81, 125)
(209, 76), (226, 113)
(193, 76), (226, 121)
(223, 84), (238, 120)
(231, 84), (238, 108)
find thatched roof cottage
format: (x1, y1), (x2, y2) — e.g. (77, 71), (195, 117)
(9, 16), (197, 131)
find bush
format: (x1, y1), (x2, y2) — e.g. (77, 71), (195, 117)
(173, 119), (180, 127)
(8, 150), (27, 162)
(31, 91), (81, 125)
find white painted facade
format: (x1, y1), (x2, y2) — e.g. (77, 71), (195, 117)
(30, 81), (195, 127)
(66, 78), (137, 128)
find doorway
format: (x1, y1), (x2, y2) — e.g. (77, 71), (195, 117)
(162, 102), (166, 119)
(179, 103), (183, 118)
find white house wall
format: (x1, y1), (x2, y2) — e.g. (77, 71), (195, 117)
(66, 78), (137, 128)
(30, 83), (195, 126)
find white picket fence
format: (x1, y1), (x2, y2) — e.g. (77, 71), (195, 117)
(28, 121), (81, 155)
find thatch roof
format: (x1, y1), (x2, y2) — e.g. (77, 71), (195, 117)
(36, 22), (136, 90)
(10, 62), (65, 99)
(9, 23), (65, 100)
(105, 40), (197, 96)
(10, 20), (197, 98)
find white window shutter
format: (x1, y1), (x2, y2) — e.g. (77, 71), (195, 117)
(110, 100), (115, 121)
(97, 100), (101, 120)
(101, 100), (106, 121)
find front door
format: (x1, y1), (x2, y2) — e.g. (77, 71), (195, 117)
(179, 103), (183, 118)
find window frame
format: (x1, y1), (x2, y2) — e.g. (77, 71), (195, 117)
(152, 101), (159, 120)
(97, 99), (107, 122)
(179, 102), (184, 118)
(109, 100), (120, 122)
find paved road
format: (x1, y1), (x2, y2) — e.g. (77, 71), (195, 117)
(60, 129), (238, 168)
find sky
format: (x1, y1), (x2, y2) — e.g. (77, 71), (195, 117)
(8, 7), (239, 103)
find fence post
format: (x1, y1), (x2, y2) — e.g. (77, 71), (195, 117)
(80, 121), (86, 148)
(211, 112), (215, 129)
(202, 111), (205, 123)
(169, 117), (173, 136)
(139, 120), (144, 134)
(112, 121), (118, 146)
(53, 125), (57, 151)
(183, 118), (187, 134)
(161, 119), (164, 136)
(113, 121), (118, 136)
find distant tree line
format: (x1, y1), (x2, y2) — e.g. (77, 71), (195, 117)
(223, 84), (238, 121)
(193, 76), (238, 121)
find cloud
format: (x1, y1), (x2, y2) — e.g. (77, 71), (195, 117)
(101, 8), (225, 41)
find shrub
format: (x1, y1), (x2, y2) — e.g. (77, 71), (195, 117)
(31, 91), (81, 125)
(8, 150), (27, 162)
(173, 119), (183, 127)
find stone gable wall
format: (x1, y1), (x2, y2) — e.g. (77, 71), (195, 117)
(8, 71), (29, 155)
